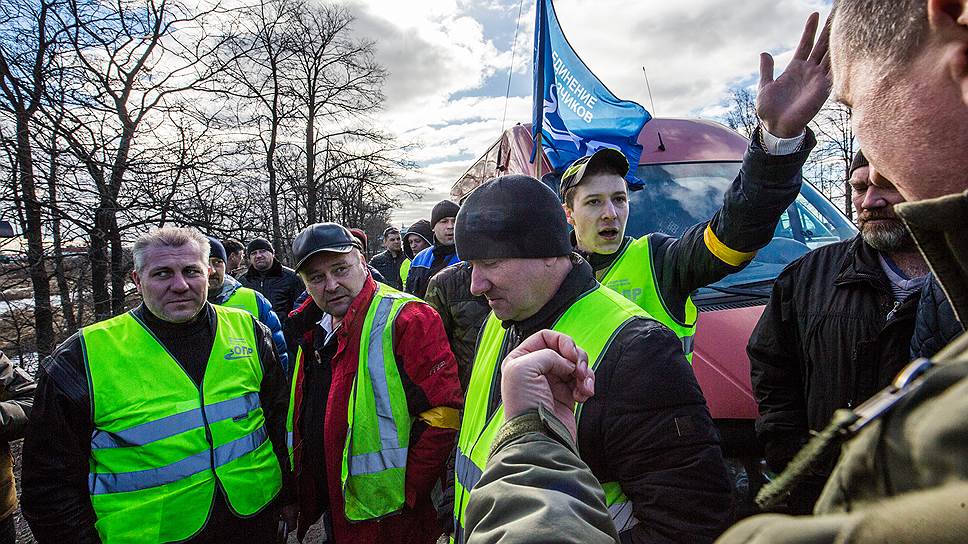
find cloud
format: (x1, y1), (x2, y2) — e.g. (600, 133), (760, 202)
(349, 0), (833, 225)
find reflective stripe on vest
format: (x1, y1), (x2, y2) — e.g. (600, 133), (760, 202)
(222, 286), (260, 317)
(83, 306), (282, 543)
(287, 284), (418, 521)
(453, 286), (648, 541)
(600, 235), (698, 361)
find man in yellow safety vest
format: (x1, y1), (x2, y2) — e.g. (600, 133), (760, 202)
(285, 222), (463, 543)
(22, 226), (295, 543)
(450, 175), (731, 543)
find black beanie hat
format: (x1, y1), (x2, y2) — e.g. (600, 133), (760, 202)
(403, 220), (433, 260)
(456, 175), (571, 261)
(207, 236), (227, 263)
(431, 200), (460, 228)
(246, 237), (273, 255)
(849, 150), (869, 176)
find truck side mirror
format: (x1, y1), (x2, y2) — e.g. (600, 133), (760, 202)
(0, 220), (14, 238)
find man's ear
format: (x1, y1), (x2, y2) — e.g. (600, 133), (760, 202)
(131, 270), (142, 293)
(928, 0), (968, 105)
(563, 203), (575, 226)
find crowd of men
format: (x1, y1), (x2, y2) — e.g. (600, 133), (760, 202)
(4, 2), (968, 544)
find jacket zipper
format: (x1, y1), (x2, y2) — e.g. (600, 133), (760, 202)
(886, 300), (902, 322)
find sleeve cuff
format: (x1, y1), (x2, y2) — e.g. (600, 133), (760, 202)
(759, 125), (806, 156)
(489, 407), (577, 460)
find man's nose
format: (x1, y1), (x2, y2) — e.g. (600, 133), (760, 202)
(469, 267), (489, 297)
(603, 200), (617, 219)
(170, 273), (190, 291)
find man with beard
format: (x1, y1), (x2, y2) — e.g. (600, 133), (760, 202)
(747, 150), (929, 514)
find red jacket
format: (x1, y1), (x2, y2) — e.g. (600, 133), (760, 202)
(288, 277), (463, 543)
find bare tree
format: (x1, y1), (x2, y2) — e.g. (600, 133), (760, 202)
(723, 86), (758, 139)
(52, 0), (234, 318)
(806, 101), (854, 220)
(0, 0), (66, 358)
(289, 2), (387, 223)
(222, 0), (298, 254)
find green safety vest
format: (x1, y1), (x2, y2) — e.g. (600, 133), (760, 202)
(600, 235), (697, 361)
(83, 305), (282, 543)
(222, 286), (259, 316)
(399, 258), (412, 287)
(286, 284), (417, 521)
(453, 285), (648, 543)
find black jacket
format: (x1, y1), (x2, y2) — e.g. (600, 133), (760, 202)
(370, 249), (407, 290)
(583, 128), (816, 323)
(911, 274), (964, 359)
(481, 257), (732, 543)
(425, 262), (490, 392)
(748, 236), (920, 509)
(21, 304), (294, 543)
(238, 258), (304, 317)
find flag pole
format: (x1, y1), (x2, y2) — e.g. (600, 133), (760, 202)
(535, 132), (542, 179)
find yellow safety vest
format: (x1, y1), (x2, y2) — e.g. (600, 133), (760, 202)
(453, 285), (648, 542)
(600, 235), (697, 361)
(83, 306), (282, 543)
(286, 284), (418, 521)
(222, 285), (259, 316)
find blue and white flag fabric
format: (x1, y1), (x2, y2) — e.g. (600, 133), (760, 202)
(531, 0), (650, 182)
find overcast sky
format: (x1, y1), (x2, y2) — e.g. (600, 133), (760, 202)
(347, 0), (831, 227)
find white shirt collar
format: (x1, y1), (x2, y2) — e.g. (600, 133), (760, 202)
(318, 313), (340, 345)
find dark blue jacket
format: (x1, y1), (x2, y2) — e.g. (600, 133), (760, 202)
(405, 244), (460, 299)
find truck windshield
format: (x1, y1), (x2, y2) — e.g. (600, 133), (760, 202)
(626, 162), (857, 294)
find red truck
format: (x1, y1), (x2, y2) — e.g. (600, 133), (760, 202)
(451, 118), (857, 509)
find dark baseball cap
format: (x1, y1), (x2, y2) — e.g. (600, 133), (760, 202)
(558, 148), (630, 201)
(292, 223), (362, 272)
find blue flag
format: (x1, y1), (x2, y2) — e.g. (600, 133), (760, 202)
(531, 0), (650, 182)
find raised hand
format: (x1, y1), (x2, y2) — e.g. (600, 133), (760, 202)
(501, 330), (594, 441)
(756, 12), (832, 138)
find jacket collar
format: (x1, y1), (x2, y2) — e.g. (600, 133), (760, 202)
(833, 235), (891, 292)
(503, 254), (598, 338)
(432, 241), (458, 259)
(897, 190), (968, 323)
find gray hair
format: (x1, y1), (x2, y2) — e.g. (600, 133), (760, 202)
(832, 0), (928, 66)
(133, 227), (210, 273)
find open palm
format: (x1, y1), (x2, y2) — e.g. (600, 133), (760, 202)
(756, 13), (832, 138)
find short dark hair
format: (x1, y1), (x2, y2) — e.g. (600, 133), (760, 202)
(832, 0), (927, 66)
(563, 160), (628, 208)
(222, 238), (244, 254)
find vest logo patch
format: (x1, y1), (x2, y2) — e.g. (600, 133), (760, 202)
(224, 337), (254, 361)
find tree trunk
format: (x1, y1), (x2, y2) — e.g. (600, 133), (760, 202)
(13, 110), (56, 359)
(91, 212), (113, 321)
(109, 213), (126, 314)
(47, 133), (77, 333)
(305, 111), (317, 223)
